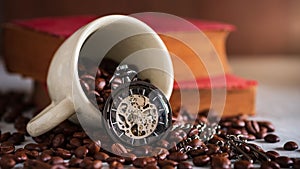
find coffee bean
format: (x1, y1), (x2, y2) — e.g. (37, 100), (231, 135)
(0, 142), (15, 154)
(234, 160), (253, 169)
(51, 164), (67, 169)
(109, 161), (124, 169)
(85, 160), (102, 169)
(111, 143), (128, 155)
(55, 148), (72, 159)
(14, 149), (28, 162)
(293, 158), (300, 169)
(7, 132), (24, 145)
(38, 152), (52, 162)
(188, 147), (208, 157)
(158, 159), (178, 167)
(266, 150), (280, 161)
(264, 134), (280, 143)
(52, 134), (65, 148)
(206, 144), (220, 155)
(24, 159), (52, 169)
(167, 152), (188, 161)
(133, 158), (147, 168)
(94, 151), (110, 161)
(69, 158), (83, 167)
(75, 146), (89, 158)
(0, 157), (16, 169)
(283, 141), (298, 150)
(258, 121), (275, 132)
(86, 142), (101, 155)
(24, 143), (41, 151)
(122, 153), (137, 165)
(106, 157), (126, 164)
(69, 138), (81, 147)
(227, 128), (242, 135)
(95, 78), (106, 91)
(246, 120), (260, 135)
(275, 156), (293, 168)
(260, 161), (280, 169)
(188, 139), (205, 149)
(177, 162), (192, 169)
(232, 119), (246, 128)
(193, 155), (210, 166)
(144, 165), (159, 169)
(211, 156), (231, 169)
(161, 165), (175, 169)
(49, 156), (64, 165)
(0, 132), (11, 142)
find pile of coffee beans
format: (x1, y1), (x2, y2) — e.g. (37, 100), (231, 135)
(1, 59), (300, 168)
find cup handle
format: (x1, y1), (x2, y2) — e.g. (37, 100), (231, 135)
(27, 97), (74, 137)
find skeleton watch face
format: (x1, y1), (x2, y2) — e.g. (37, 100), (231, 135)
(103, 81), (172, 147)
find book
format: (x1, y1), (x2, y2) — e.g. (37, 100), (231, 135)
(2, 15), (257, 116)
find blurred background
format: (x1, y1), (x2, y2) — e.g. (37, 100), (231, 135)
(1, 0), (300, 56)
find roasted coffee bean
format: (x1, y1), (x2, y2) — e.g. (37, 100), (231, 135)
(24, 159), (52, 169)
(283, 141), (298, 150)
(161, 165), (175, 169)
(234, 160), (253, 169)
(94, 151), (110, 161)
(133, 158), (147, 168)
(52, 134), (65, 148)
(87, 160), (102, 169)
(51, 164), (67, 169)
(167, 152), (188, 161)
(86, 142), (101, 155)
(275, 156), (293, 168)
(55, 148), (72, 159)
(69, 138), (81, 147)
(256, 131), (267, 139)
(246, 120), (260, 135)
(95, 78), (106, 91)
(177, 162), (192, 169)
(188, 139), (204, 148)
(266, 150), (280, 160)
(258, 121), (275, 132)
(7, 132), (24, 145)
(206, 143), (220, 155)
(73, 131), (88, 139)
(38, 152), (52, 162)
(188, 147), (208, 157)
(260, 161), (280, 169)
(247, 134), (256, 141)
(227, 128), (242, 135)
(232, 119), (246, 128)
(193, 155), (210, 166)
(211, 156), (231, 169)
(158, 159), (178, 167)
(15, 149), (28, 162)
(49, 156), (64, 165)
(68, 158), (83, 167)
(24, 143), (41, 151)
(264, 134), (280, 143)
(0, 156), (16, 169)
(109, 161), (124, 169)
(79, 157), (95, 168)
(122, 153), (137, 165)
(293, 158), (300, 169)
(0, 132), (11, 142)
(75, 146), (89, 158)
(111, 143), (128, 155)
(0, 142), (15, 154)
(144, 165), (159, 169)
(106, 157), (126, 164)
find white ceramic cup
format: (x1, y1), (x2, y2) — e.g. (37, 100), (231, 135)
(26, 15), (174, 137)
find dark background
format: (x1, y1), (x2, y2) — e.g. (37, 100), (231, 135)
(1, 0), (300, 56)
